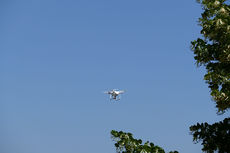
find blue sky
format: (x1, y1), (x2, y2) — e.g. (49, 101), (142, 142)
(1, 0), (229, 153)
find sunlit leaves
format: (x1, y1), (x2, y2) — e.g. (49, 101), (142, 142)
(191, 0), (230, 113)
(190, 1), (230, 153)
(110, 130), (178, 153)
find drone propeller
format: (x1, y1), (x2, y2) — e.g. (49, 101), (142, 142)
(103, 91), (111, 94)
(118, 90), (125, 94)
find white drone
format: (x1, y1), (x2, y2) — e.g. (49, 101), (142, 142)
(104, 89), (125, 101)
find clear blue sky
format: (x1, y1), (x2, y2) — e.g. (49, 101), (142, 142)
(1, 0), (229, 153)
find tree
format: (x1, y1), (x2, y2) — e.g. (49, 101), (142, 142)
(111, 130), (178, 153)
(191, 0), (230, 113)
(190, 0), (230, 152)
(190, 118), (230, 153)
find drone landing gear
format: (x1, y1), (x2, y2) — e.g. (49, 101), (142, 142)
(109, 95), (120, 101)
(115, 96), (120, 101)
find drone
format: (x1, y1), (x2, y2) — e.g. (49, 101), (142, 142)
(104, 89), (125, 101)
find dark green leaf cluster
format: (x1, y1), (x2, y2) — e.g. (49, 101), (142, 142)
(190, 117), (230, 153)
(191, 0), (230, 113)
(190, 1), (230, 153)
(111, 130), (178, 153)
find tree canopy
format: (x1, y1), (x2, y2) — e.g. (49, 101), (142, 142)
(111, 130), (178, 153)
(191, 0), (230, 113)
(190, 0), (230, 152)
(190, 118), (230, 153)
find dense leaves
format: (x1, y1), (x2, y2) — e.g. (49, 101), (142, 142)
(191, 0), (230, 113)
(111, 130), (178, 153)
(190, 0), (230, 153)
(190, 118), (230, 153)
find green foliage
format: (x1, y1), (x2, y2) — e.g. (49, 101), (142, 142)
(111, 130), (178, 153)
(191, 0), (230, 113)
(190, 1), (230, 153)
(190, 118), (230, 153)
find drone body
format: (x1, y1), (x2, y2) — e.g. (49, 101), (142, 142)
(104, 89), (125, 101)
